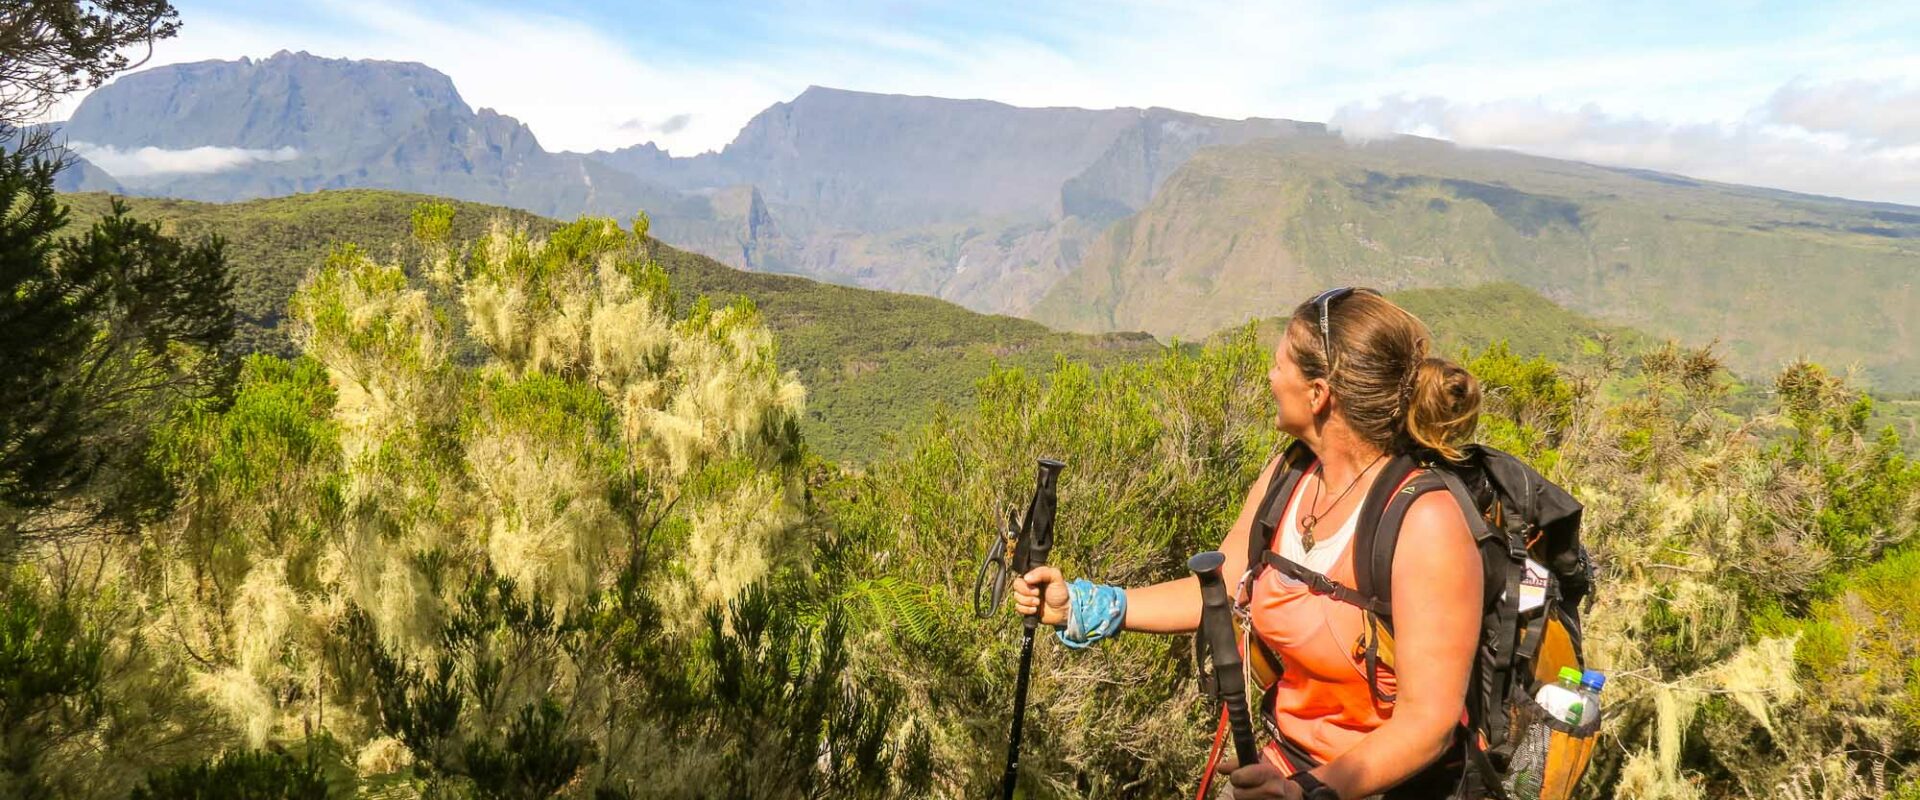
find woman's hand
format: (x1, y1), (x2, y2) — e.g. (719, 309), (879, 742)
(1212, 758), (1304, 800)
(1011, 566), (1069, 626)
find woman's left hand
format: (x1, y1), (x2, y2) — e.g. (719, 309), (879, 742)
(1213, 758), (1304, 799)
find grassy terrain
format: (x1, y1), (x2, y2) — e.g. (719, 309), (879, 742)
(60, 190), (1161, 462)
(1034, 135), (1920, 393)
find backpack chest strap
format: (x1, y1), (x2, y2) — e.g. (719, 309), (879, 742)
(1255, 550), (1392, 616)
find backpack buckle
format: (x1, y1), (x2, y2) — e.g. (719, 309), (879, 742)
(1305, 572), (1338, 596)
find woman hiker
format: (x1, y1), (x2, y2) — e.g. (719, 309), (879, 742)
(1013, 287), (1485, 800)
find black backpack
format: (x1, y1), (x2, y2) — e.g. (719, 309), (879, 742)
(1237, 440), (1595, 798)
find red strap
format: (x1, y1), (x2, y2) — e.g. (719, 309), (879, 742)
(1196, 705), (1229, 800)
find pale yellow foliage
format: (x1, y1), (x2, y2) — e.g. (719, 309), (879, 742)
(463, 278), (531, 366)
(322, 522), (443, 658)
(1709, 635), (1801, 736)
(455, 216), (807, 621)
(1657, 686), (1704, 798)
(193, 666), (276, 747)
(460, 220), (617, 377)
(1777, 752), (1885, 800)
(356, 736), (415, 776)
(1616, 744), (1704, 800)
(92, 212), (819, 790)
(627, 316), (806, 479)
(466, 431), (620, 607)
(296, 252), (452, 472)
(677, 472), (803, 613)
(230, 559), (300, 676)
(587, 266), (673, 389)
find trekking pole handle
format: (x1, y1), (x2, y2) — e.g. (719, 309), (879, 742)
(1012, 458), (1064, 630)
(1191, 550), (1260, 768)
(999, 458), (1065, 800)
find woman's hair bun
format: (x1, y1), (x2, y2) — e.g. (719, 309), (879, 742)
(1405, 357), (1481, 461)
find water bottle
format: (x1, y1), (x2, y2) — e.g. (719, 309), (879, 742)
(1534, 667), (1588, 726)
(1576, 669), (1606, 727)
(1504, 668), (1598, 798)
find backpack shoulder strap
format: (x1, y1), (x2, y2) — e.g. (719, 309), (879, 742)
(1356, 463), (1505, 610)
(1349, 461), (1507, 708)
(1349, 453), (1430, 612)
(1246, 441), (1315, 571)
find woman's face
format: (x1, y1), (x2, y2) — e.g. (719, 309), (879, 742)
(1268, 339), (1319, 438)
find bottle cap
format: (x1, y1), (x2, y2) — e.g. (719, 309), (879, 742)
(1558, 667), (1582, 684)
(1581, 669), (1606, 691)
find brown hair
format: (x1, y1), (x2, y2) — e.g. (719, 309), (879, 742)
(1284, 289), (1481, 460)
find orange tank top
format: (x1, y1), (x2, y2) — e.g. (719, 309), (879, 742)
(1247, 461), (1404, 767)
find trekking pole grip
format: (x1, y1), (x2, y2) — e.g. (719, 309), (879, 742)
(1014, 458), (1064, 631)
(1001, 457), (1065, 800)
(1190, 550), (1260, 768)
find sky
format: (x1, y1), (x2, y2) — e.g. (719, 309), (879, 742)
(50, 0), (1920, 205)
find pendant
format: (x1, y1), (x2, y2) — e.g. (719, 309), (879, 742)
(1300, 516), (1318, 552)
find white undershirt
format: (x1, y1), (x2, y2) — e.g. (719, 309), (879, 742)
(1277, 471), (1362, 575)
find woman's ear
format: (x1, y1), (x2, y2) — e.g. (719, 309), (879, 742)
(1309, 378), (1333, 417)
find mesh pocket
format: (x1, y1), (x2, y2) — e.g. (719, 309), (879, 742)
(1500, 694), (1600, 800)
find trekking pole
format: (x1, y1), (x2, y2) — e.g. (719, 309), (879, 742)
(997, 457), (1064, 800)
(1191, 551), (1259, 775)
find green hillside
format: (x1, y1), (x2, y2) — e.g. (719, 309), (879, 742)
(59, 190), (1160, 462)
(1217, 282), (1655, 361)
(1034, 136), (1920, 392)
(73, 189), (1873, 463)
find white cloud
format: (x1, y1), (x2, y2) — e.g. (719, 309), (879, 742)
(71, 142), (299, 177)
(618, 113), (692, 137)
(1328, 92), (1920, 205)
(52, 0), (1806, 156)
(41, 1), (791, 156)
(33, 0), (1920, 204)
(1766, 79), (1920, 146)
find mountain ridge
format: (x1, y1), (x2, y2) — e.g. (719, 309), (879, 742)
(49, 53), (1920, 390)
(1033, 135), (1920, 388)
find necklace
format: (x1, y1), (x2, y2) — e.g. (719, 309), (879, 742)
(1299, 452), (1386, 552)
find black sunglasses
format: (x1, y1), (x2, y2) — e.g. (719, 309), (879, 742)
(1307, 286), (1376, 376)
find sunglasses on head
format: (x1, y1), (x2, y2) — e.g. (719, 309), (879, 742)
(1307, 286), (1377, 376)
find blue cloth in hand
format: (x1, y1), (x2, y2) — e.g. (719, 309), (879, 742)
(1057, 579), (1126, 650)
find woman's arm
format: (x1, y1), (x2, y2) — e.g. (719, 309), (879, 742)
(1310, 490), (1483, 798)
(1014, 451), (1287, 634)
(1119, 451), (1282, 633)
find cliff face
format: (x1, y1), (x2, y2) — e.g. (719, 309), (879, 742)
(710, 86), (1142, 230)
(57, 51), (689, 220)
(53, 54), (1920, 389)
(1059, 110), (1321, 222)
(590, 93), (1330, 316)
(1033, 136), (1920, 389)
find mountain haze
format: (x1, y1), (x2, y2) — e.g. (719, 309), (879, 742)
(598, 86), (1141, 230)
(57, 51), (722, 227)
(50, 53), (1920, 389)
(585, 88), (1322, 315)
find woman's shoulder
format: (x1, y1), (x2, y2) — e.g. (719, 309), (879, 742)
(1394, 484), (1478, 568)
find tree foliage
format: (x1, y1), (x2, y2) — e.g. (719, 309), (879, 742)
(0, 150), (233, 553)
(0, 207), (929, 798)
(0, 0), (180, 156)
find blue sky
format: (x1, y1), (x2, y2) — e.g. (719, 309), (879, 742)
(60, 0), (1920, 203)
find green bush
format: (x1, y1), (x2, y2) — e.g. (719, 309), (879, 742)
(129, 748), (331, 800)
